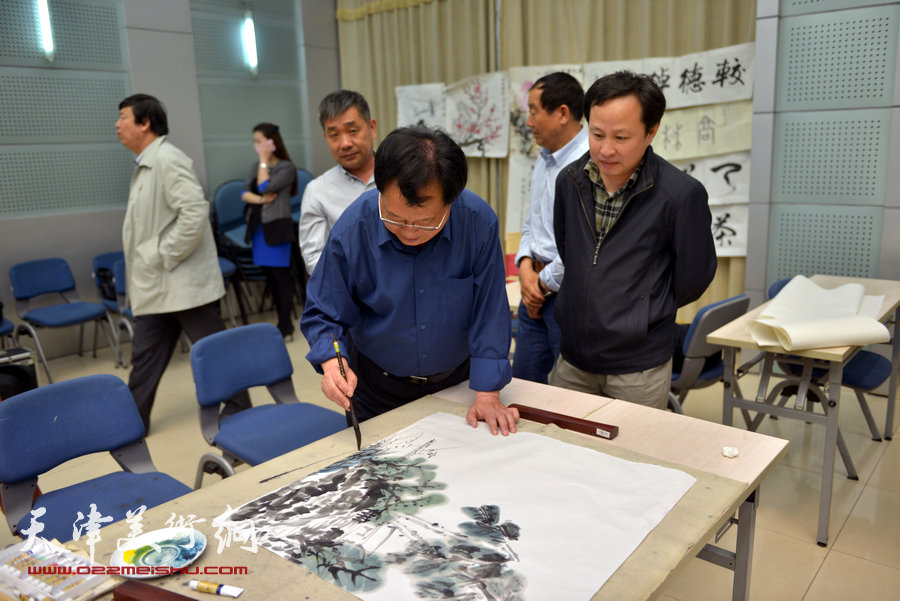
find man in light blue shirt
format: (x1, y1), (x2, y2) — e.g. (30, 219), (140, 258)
(299, 91), (377, 275)
(301, 126), (518, 435)
(513, 73), (589, 383)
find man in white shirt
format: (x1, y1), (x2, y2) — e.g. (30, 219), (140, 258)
(513, 72), (589, 384)
(298, 91), (377, 275)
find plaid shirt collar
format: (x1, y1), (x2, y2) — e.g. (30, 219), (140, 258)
(586, 155), (646, 239)
(584, 157), (645, 198)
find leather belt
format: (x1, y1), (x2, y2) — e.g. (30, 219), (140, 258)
(381, 364), (462, 385)
(533, 259), (547, 273)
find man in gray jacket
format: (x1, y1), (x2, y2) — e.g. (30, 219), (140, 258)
(116, 94), (250, 430)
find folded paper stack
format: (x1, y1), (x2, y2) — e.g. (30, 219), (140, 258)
(748, 275), (890, 351)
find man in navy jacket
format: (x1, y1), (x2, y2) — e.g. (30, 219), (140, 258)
(551, 71), (716, 409)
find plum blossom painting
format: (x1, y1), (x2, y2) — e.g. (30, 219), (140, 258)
(446, 72), (509, 157)
(214, 413), (696, 601)
(507, 65), (584, 158)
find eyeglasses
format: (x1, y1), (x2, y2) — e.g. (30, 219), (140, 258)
(378, 193), (450, 231)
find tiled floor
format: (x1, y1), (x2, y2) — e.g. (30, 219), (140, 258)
(1, 312), (898, 600)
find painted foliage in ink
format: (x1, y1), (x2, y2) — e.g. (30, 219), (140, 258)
(216, 413), (697, 601)
(222, 438), (526, 600)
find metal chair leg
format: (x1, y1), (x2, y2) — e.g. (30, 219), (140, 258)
(194, 452), (238, 489)
(222, 282), (238, 327)
(667, 391), (684, 414)
(16, 324), (52, 384)
(92, 319), (99, 358)
(100, 314), (125, 368)
(118, 317), (134, 367)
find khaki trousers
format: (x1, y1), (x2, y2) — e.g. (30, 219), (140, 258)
(549, 355), (672, 410)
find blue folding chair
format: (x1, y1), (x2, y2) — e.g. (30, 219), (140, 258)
(92, 251), (129, 367)
(218, 256), (241, 327)
(108, 259), (137, 365)
(9, 257), (119, 383)
(0, 313), (15, 349)
(190, 323), (347, 488)
(0, 375), (191, 542)
(91, 252), (125, 314)
(290, 168), (314, 223)
(212, 180), (266, 310)
(669, 294), (750, 413)
(213, 180), (250, 250)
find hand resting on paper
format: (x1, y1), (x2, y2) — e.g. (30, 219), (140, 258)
(321, 357), (357, 411)
(466, 391), (520, 436)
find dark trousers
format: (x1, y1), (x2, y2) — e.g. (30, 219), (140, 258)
(129, 301), (251, 429)
(262, 266), (294, 336)
(511, 294), (561, 384)
(349, 348), (470, 422)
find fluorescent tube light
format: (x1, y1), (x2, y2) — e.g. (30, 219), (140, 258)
(38, 0), (54, 62)
(242, 10), (258, 76)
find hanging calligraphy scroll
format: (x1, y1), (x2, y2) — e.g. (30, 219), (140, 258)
(396, 83), (447, 129)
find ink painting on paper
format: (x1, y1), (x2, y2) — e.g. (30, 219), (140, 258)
(215, 413), (696, 601)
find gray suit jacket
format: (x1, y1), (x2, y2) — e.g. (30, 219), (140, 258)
(122, 135), (225, 315)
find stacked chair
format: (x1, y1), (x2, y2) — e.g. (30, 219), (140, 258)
(92, 251), (130, 367)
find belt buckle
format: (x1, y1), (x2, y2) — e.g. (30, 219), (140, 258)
(408, 375), (429, 384)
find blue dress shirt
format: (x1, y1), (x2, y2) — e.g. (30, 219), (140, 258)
(514, 127), (589, 292)
(301, 188), (512, 393)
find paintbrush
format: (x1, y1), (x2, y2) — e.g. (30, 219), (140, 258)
(332, 334), (361, 450)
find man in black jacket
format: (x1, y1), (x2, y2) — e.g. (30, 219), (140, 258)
(550, 71), (716, 409)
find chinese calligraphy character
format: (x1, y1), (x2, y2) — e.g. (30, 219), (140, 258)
(116, 505), (148, 550)
(231, 521), (258, 553)
(20, 507), (48, 551)
(212, 506), (258, 554)
(72, 504), (113, 563)
(648, 67), (671, 91)
(712, 213), (737, 246)
(710, 161), (742, 191)
(166, 512), (206, 530)
(712, 58), (746, 87)
(697, 115), (716, 146)
(659, 123), (684, 151)
(679, 62), (705, 94)
(166, 512), (207, 548)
